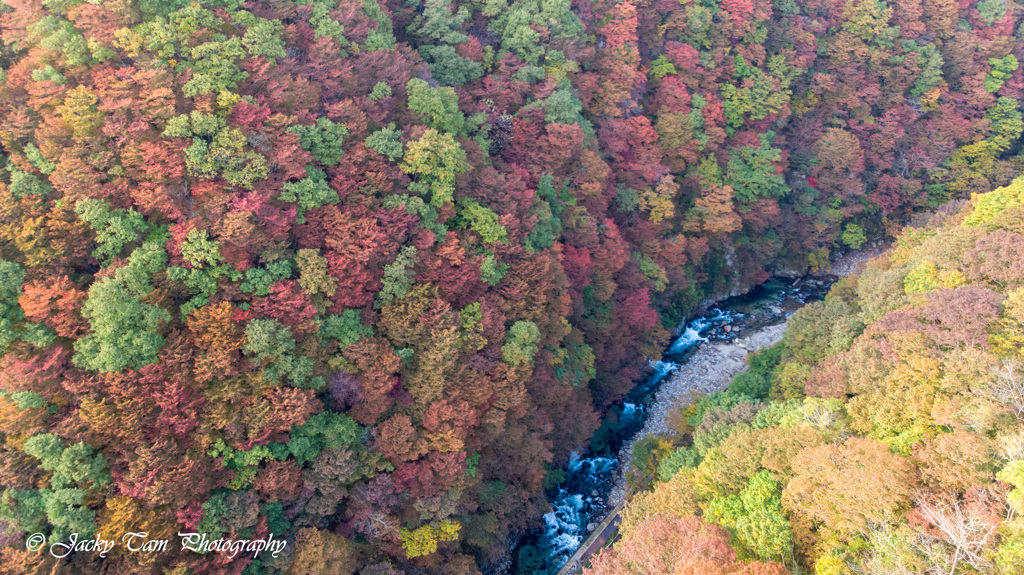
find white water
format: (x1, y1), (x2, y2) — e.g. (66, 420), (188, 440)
(540, 452), (618, 568)
(538, 311), (738, 572)
(566, 451), (617, 476)
(667, 308), (740, 354)
(537, 340), (691, 570)
(620, 402), (640, 423)
(667, 324), (705, 354)
(542, 492), (585, 559)
(648, 359), (679, 384)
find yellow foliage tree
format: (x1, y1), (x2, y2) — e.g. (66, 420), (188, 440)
(619, 469), (701, 534)
(991, 289), (1024, 358)
(399, 520), (461, 558)
(296, 248), (337, 299)
(288, 527), (358, 575)
(57, 85), (103, 140)
(640, 175), (678, 223)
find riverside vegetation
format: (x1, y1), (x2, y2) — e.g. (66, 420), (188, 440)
(585, 181), (1024, 575)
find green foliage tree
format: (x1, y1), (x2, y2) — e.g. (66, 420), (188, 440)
(406, 79), (466, 135)
(319, 310), (372, 350)
(409, 0), (469, 44)
(706, 470), (792, 562)
(501, 320), (541, 367)
(841, 223), (867, 249)
(650, 55), (677, 79)
(183, 37), (249, 97)
(383, 194), (447, 239)
(657, 446), (701, 482)
(280, 167), (339, 224)
(167, 230), (241, 316)
(362, 0), (397, 50)
(240, 260), (294, 296)
(243, 318), (296, 362)
(288, 119), (350, 167)
(539, 83), (586, 126)
(0, 260), (26, 353)
(8, 168), (51, 198)
(729, 343), (783, 399)
(75, 199), (150, 265)
(73, 244), (171, 372)
(480, 253), (507, 286)
(365, 123), (405, 161)
(368, 82), (392, 102)
(306, 0), (348, 43)
(986, 96), (1023, 152)
(724, 133), (788, 203)
(31, 65), (67, 86)
(243, 318), (322, 388)
(457, 199), (508, 244)
(23, 143), (55, 174)
(783, 297), (863, 363)
(165, 111), (269, 188)
(282, 411), (362, 466)
(375, 246), (419, 309)
(985, 55), (1019, 93)
(721, 60), (790, 133)
(235, 11), (287, 60)
(13, 434), (112, 541)
(902, 41), (944, 98)
(978, 0), (1008, 26)
(420, 45), (484, 86)
(30, 15), (90, 67)
(488, 0), (582, 65)
(400, 128), (470, 206)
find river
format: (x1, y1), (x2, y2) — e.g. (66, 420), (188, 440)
(512, 275), (836, 574)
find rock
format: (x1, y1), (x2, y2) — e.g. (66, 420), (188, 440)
(591, 490), (598, 497)
(724, 324), (731, 332)
(587, 523), (597, 532)
(608, 318), (797, 509)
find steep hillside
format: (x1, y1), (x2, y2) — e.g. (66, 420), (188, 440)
(0, 0), (1022, 573)
(586, 179), (1024, 574)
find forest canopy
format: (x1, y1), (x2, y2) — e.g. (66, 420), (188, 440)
(0, 0), (1022, 572)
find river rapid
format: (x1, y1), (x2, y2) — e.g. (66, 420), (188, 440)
(514, 276), (836, 574)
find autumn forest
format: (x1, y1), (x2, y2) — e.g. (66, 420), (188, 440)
(0, 0), (1023, 573)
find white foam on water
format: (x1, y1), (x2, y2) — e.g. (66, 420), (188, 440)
(648, 359), (679, 385)
(540, 453), (619, 568)
(668, 308), (744, 354)
(667, 324), (706, 354)
(582, 455), (616, 476)
(542, 491), (585, 563)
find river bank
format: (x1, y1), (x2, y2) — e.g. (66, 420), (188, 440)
(517, 246), (878, 574)
(606, 321), (789, 507)
(606, 244), (879, 507)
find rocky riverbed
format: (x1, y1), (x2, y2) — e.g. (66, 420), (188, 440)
(605, 244), (879, 508)
(607, 321), (789, 507)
